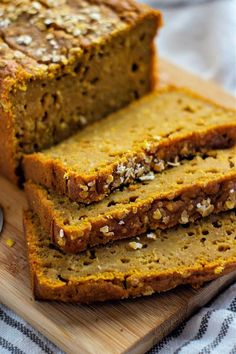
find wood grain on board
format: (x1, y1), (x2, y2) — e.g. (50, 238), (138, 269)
(0, 59), (235, 354)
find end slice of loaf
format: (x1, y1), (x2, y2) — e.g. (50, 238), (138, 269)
(24, 210), (236, 303)
(23, 87), (236, 203)
(25, 147), (236, 253)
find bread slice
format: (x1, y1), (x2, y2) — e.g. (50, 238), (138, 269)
(0, 1), (161, 184)
(24, 210), (236, 303)
(25, 147), (236, 253)
(23, 87), (236, 203)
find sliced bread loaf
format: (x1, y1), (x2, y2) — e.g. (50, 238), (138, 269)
(25, 147), (236, 253)
(24, 210), (236, 303)
(23, 88), (236, 203)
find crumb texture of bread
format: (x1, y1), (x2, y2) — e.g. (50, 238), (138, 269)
(0, 0), (162, 183)
(25, 147), (236, 253)
(23, 88), (236, 203)
(24, 210), (236, 303)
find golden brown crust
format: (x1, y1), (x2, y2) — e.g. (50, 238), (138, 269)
(32, 264), (236, 303)
(25, 176), (236, 254)
(23, 88), (236, 204)
(25, 147), (236, 253)
(0, 107), (17, 184)
(0, 38), (48, 182)
(24, 211), (236, 303)
(23, 122), (236, 203)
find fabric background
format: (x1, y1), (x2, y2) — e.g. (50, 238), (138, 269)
(1, 0), (236, 353)
(150, 0), (236, 95)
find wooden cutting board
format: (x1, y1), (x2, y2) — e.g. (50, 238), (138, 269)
(0, 59), (236, 354)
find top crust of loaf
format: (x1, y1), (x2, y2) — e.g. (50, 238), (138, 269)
(0, 0), (162, 96)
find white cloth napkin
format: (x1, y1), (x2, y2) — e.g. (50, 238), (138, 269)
(148, 0), (236, 95)
(1, 1), (236, 353)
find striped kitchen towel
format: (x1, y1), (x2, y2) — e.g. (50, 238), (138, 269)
(149, 282), (236, 354)
(0, 282), (236, 354)
(0, 304), (63, 354)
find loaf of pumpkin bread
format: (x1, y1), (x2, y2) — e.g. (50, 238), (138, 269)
(23, 87), (236, 204)
(0, 0), (162, 183)
(25, 147), (236, 253)
(24, 210), (236, 303)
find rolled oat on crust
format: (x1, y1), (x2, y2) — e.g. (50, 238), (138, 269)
(24, 210), (236, 303)
(25, 147), (236, 253)
(23, 87), (236, 203)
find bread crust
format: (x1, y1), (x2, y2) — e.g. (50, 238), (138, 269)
(0, 107), (17, 184)
(25, 147), (236, 253)
(24, 211), (236, 304)
(23, 87), (236, 203)
(0, 49), (35, 183)
(32, 264), (236, 303)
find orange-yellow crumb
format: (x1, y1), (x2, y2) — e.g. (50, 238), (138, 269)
(5, 238), (15, 247)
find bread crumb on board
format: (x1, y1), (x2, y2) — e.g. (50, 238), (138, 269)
(5, 238), (15, 248)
